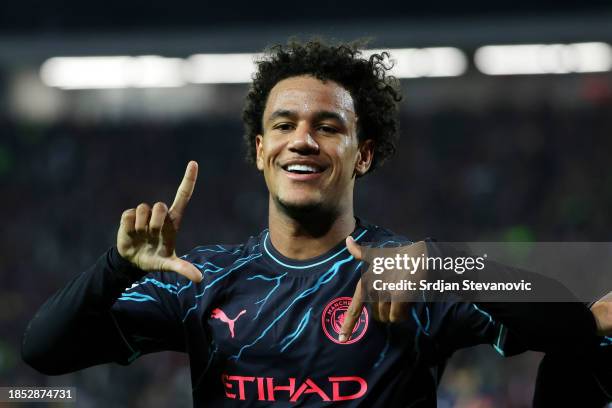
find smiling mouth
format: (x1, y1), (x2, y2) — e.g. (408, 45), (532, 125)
(282, 163), (325, 175)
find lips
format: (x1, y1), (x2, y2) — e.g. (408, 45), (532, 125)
(284, 163), (322, 174)
(280, 160), (327, 180)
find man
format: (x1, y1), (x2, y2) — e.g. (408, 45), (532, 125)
(22, 40), (611, 406)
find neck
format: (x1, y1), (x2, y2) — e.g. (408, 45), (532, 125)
(267, 197), (356, 260)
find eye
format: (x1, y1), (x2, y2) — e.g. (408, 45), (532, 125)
(317, 125), (339, 134)
(273, 123), (295, 132)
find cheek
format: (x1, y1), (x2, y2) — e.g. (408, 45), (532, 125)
(331, 139), (359, 171)
(260, 137), (284, 166)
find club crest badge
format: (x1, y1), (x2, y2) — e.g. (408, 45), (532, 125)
(321, 297), (368, 345)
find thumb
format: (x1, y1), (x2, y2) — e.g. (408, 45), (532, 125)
(339, 278), (364, 343)
(162, 257), (203, 283)
(346, 236), (364, 261)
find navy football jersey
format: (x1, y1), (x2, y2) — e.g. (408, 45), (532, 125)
(111, 221), (510, 406)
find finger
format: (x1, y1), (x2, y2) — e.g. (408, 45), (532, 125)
(389, 302), (408, 323)
(120, 208), (136, 236)
(160, 215), (178, 249)
(378, 302), (391, 323)
(339, 279), (364, 343)
(591, 301), (612, 336)
(370, 303), (380, 321)
(135, 203), (151, 234)
(596, 291), (612, 303)
(162, 257), (203, 283)
(345, 236), (364, 261)
(169, 161), (198, 226)
(149, 202), (168, 236)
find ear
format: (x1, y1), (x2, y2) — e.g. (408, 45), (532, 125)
(255, 134), (264, 171)
(355, 139), (374, 176)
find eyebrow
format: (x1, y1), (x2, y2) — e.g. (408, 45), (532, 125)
(266, 110), (349, 127)
(266, 109), (296, 124)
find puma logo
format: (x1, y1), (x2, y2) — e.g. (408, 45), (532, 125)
(211, 308), (246, 338)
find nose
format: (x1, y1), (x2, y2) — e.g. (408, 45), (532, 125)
(288, 124), (319, 155)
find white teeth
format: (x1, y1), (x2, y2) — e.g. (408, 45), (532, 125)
(286, 164), (318, 173)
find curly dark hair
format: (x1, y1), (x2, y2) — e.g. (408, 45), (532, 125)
(242, 39), (402, 174)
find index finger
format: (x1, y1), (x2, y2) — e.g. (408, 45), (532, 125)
(339, 278), (364, 343)
(345, 236), (364, 261)
(169, 161), (198, 221)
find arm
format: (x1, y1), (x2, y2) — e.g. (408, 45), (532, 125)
(22, 161), (202, 375)
(340, 238), (600, 353)
(422, 240), (600, 352)
(22, 248), (146, 374)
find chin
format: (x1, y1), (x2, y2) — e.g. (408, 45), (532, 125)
(273, 194), (341, 229)
(274, 192), (326, 214)
(278, 196), (322, 211)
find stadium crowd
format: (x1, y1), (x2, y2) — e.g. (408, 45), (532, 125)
(1, 95), (611, 407)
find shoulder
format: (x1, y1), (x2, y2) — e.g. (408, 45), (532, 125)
(183, 233), (263, 264)
(359, 218), (412, 248)
(177, 233), (265, 286)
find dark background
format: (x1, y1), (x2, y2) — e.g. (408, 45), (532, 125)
(0, 0), (610, 34)
(1, 1), (612, 407)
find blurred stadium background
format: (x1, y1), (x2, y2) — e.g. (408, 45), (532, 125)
(1, 1), (612, 406)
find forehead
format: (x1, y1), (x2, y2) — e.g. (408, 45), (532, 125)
(263, 75), (355, 120)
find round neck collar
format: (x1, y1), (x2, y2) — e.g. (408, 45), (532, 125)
(260, 220), (369, 273)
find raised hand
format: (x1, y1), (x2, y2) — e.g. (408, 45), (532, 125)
(116, 161), (203, 283)
(339, 236), (412, 343)
(591, 291), (612, 336)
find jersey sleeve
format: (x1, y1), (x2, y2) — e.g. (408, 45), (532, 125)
(21, 247), (190, 375)
(426, 299), (599, 361)
(424, 241), (600, 353)
(111, 243), (249, 362)
(110, 268), (191, 361)
(424, 301), (526, 363)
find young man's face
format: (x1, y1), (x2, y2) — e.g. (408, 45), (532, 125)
(256, 75), (372, 216)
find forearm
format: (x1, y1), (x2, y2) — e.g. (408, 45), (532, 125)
(476, 301), (598, 353)
(22, 247), (146, 375)
(424, 241), (599, 352)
